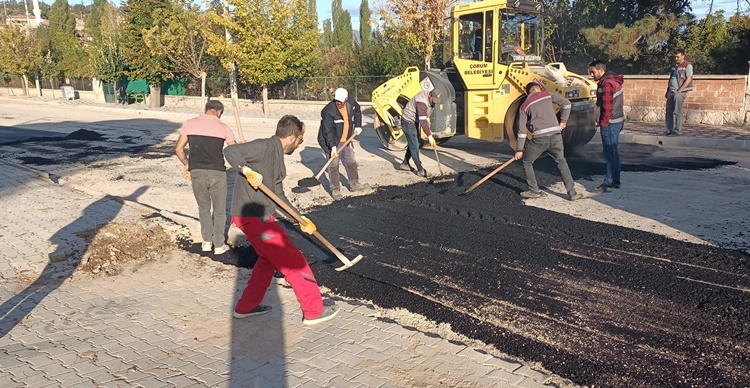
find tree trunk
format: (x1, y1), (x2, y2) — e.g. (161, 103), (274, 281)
(149, 84), (161, 108)
(424, 55), (431, 71)
(262, 87), (269, 116)
(200, 71), (207, 109)
(21, 74), (29, 97)
(34, 74), (41, 97)
(50, 77), (55, 99)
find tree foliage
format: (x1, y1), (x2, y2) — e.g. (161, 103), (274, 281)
(377, 0), (455, 70)
(207, 0), (318, 112)
(582, 13), (683, 61)
(91, 1), (125, 86)
(120, 0), (172, 106)
(144, 0), (211, 99)
(359, 0), (371, 47)
(331, 0), (353, 49)
(0, 25), (41, 95)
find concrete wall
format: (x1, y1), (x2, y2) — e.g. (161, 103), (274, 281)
(0, 86), (101, 102)
(623, 75), (750, 126)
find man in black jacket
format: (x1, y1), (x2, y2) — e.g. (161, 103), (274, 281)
(317, 88), (369, 200)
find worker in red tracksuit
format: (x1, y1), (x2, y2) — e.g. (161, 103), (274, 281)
(514, 82), (583, 201)
(223, 115), (339, 326)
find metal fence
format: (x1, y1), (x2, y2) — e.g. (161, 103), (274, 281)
(182, 75), (391, 102)
(2, 75), (93, 91)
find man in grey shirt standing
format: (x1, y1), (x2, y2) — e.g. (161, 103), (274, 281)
(665, 49), (694, 136)
(514, 82), (583, 201)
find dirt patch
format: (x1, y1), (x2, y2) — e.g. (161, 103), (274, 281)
(76, 221), (175, 276)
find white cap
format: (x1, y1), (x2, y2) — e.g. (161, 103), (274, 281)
(334, 88), (348, 102)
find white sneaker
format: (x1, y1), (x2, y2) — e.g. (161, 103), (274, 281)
(201, 242), (212, 252)
(214, 245), (230, 255)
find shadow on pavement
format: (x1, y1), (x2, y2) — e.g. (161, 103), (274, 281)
(0, 186), (148, 338)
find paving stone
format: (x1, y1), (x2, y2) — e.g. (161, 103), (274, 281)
(52, 371), (92, 386)
(488, 368), (525, 384)
(514, 366), (552, 384)
(194, 370), (230, 386)
(0, 373), (21, 388)
(514, 376), (555, 388)
(5, 363), (44, 380)
(166, 373), (203, 387)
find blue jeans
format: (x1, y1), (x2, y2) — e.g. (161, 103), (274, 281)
(190, 169), (228, 247)
(600, 122), (623, 186)
(401, 121), (423, 171)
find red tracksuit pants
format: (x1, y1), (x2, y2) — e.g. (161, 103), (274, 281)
(232, 215), (323, 319)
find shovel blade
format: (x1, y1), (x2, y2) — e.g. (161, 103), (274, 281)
(297, 177), (321, 187)
(335, 254), (364, 271)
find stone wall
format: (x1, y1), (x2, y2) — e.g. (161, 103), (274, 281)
(623, 75), (749, 126)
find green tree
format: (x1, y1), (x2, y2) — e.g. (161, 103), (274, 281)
(144, 0), (211, 105)
(120, 0), (172, 107)
(208, 0), (318, 114)
(91, 1), (125, 94)
(0, 25), (41, 96)
(378, 0), (455, 70)
(87, 0), (107, 42)
(354, 28), (421, 76)
(45, 0), (91, 79)
(322, 18), (333, 47)
(331, 0), (352, 49)
(582, 13), (682, 61)
(681, 11), (729, 74)
(359, 0), (371, 47)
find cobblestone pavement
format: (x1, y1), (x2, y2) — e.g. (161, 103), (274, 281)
(0, 162), (561, 387)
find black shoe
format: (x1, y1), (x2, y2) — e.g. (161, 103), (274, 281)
(611, 182), (621, 189)
(591, 184), (612, 193)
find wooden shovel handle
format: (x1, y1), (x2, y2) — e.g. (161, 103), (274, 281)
(256, 183), (349, 262)
(432, 146), (444, 176)
(231, 98), (245, 143)
(314, 136), (356, 180)
(464, 159), (515, 194)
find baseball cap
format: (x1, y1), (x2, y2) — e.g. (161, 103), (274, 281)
(429, 90), (442, 104)
(334, 88), (348, 102)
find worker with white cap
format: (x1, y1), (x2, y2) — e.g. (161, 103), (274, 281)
(317, 87), (370, 200)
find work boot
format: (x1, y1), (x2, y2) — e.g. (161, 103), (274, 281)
(611, 182), (621, 189)
(331, 188), (343, 200)
(569, 192), (585, 201)
(416, 169), (428, 178)
(591, 184), (612, 193)
(349, 181), (371, 192)
(303, 304), (340, 326)
(397, 163), (411, 171)
(520, 190), (545, 199)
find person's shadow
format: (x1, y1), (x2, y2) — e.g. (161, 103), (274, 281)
(0, 186), (148, 338)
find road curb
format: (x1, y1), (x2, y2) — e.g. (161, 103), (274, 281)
(590, 132), (749, 150)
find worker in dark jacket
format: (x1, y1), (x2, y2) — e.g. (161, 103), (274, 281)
(399, 88), (440, 177)
(317, 88), (369, 200)
(588, 59), (625, 192)
(224, 115), (339, 326)
(514, 82), (583, 201)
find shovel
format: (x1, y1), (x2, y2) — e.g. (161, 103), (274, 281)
(254, 180), (364, 271)
(231, 98), (246, 143)
(297, 136), (356, 187)
(429, 144), (455, 184)
(460, 159), (515, 195)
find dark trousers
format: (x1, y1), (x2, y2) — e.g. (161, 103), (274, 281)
(326, 141), (359, 189)
(190, 169), (227, 247)
(401, 121), (423, 171)
(522, 134), (576, 195)
(600, 122), (623, 186)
